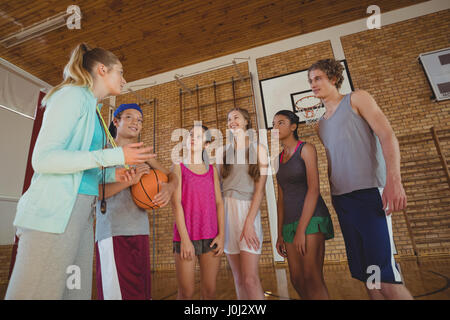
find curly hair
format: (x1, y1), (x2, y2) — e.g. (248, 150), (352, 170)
(308, 59), (344, 90)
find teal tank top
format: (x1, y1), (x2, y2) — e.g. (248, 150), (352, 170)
(78, 115), (104, 196)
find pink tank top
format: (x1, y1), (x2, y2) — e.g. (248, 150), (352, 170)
(173, 163), (218, 241)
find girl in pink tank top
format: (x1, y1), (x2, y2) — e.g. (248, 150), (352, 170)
(171, 124), (225, 300)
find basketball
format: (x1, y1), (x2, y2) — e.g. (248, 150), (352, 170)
(131, 168), (168, 209)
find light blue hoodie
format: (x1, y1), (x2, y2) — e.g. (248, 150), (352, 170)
(14, 85), (125, 233)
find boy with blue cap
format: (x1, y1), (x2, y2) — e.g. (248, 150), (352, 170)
(95, 103), (177, 300)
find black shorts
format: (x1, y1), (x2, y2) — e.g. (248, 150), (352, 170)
(173, 238), (217, 255)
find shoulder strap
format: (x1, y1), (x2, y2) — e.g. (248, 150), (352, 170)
(280, 140), (303, 164)
(297, 141), (305, 152)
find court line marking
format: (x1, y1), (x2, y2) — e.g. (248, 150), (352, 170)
(157, 270), (450, 300)
(413, 270), (450, 299)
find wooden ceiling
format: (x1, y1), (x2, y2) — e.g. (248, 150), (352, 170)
(0, 0), (426, 86)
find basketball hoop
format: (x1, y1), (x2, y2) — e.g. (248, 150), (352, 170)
(294, 95), (325, 126)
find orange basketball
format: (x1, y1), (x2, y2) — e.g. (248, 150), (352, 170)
(131, 168), (168, 209)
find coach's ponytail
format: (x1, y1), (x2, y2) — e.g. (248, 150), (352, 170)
(42, 43), (119, 106)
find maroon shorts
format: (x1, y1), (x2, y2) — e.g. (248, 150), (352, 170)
(95, 235), (151, 300)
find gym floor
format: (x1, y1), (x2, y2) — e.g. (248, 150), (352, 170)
(150, 256), (450, 300)
(1, 256), (448, 300)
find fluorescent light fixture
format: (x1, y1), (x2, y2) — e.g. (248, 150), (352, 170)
(0, 11), (69, 48)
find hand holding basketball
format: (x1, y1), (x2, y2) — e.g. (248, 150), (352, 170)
(129, 163), (151, 186)
(131, 168), (169, 209)
(115, 167), (133, 183)
(122, 142), (156, 165)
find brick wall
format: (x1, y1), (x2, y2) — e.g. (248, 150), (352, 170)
(340, 10), (450, 136)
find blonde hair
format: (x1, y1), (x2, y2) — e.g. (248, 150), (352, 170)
(42, 43), (119, 105)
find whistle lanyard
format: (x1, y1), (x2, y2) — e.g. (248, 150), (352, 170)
(96, 104), (129, 170)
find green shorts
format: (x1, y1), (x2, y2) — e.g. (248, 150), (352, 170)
(282, 216), (334, 243)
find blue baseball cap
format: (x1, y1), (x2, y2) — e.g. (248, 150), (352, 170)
(113, 103), (143, 118)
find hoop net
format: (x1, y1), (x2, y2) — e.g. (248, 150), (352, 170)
(294, 95), (325, 125)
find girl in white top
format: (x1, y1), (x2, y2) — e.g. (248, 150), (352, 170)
(217, 107), (268, 300)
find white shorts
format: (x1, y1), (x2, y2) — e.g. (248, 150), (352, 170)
(224, 197), (263, 255)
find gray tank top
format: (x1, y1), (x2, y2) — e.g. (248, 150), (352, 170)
(95, 164), (150, 242)
(318, 93), (386, 196)
(276, 142), (330, 225)
(221, 144), (256, 201)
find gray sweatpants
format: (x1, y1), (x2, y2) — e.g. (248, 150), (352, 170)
(5, 194), (96, 300)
